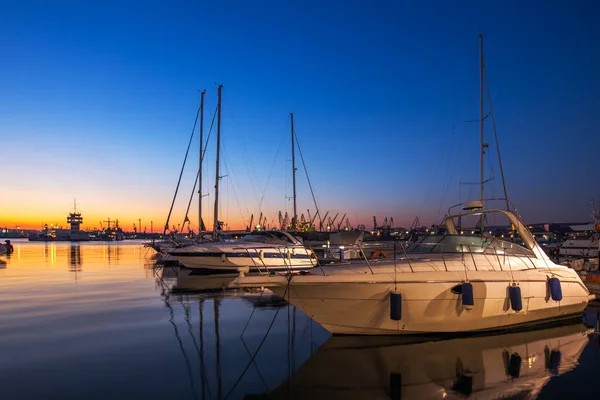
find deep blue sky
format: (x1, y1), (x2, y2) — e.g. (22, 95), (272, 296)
(1, 0), (599, 230)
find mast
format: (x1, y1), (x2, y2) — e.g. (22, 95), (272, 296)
(479, 33), (485, 231)
(290, 112), (297, 231)
(212, 84), (223, 240)
(198, 89), (206, 231)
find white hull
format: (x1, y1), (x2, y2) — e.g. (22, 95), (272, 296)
(234, 209), (594, 335)
(237, 263), (591, 335)
(171, 244), (316, 272)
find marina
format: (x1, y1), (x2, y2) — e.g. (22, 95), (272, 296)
(3, 2), (600, 399)
(1, 240), (600, 399)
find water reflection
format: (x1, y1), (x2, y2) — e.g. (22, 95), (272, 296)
(155, 265), (319, 400)
(158, 266), (287, 308)
(255, 322), (593, 400)
(104, 243), (122, 264)
(68, 244), (82, 271)
(1, 241), (596, 399)
(152, 264), (600, 400)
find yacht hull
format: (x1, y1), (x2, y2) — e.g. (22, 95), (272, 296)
(263, 269), (591, 335)
(170, 247), (316, 272)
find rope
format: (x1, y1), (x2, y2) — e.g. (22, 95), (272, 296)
(224, 281), (292, 399)
(181, 105), (219, 232)
(164, 108), (200, 234)
(485, 67), (510, 210)
(294, 131), (321, 225)
(165, 298), (199, 400)
(258, 132), (285, 213)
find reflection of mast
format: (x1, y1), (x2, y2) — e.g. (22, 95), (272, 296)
(214, 297), (223, 400)
(165, 297), (198, 396)
(199, 300), (207, 400)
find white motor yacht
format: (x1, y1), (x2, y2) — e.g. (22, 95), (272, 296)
(169, 230), (317, 274)
(232, 206), (593, 335)
(233, 36), (593, 335)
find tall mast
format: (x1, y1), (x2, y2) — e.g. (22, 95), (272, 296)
(290, 112), (297, 231)
(198, 89), (206, 231)
(212, 84), (223, 240)
(479, 33), (485, 231)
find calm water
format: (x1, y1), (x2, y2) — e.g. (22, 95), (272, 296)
(0, 239), (599, 400)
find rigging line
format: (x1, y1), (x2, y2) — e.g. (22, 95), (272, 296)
(240, 288), (267, 337)
(437, 124), (465, 219)
(485, 66), (509, 210)
(182, 298), (213, 394)
(182, 172), (200, 232)
(226, 101), (262, 208)
(164, 108), (200, 235)
(225, 282), (291, 400)
(221, 146), (250, 228)
(165, 298), (200, 400)
(258, 130), (286, 213)
(240, 336), (271, 392)
(182, 105), (217, 231)
(418, 128), (455, 219)
(202, 104), (219, 163)
(294, 130), (321, 222)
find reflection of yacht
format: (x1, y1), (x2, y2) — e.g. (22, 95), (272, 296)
(164, 266), (285, 306)
(170, 266), (238, 294)
(256, 323), (592, 400)
(169, 230), (316, 273)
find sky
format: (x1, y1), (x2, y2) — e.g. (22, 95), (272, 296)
(1, 0), (599, 232)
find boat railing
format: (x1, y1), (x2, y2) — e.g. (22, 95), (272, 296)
(350, 240), (545, 275)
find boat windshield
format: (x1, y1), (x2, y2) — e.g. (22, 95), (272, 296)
(406, 235), (535, 257)
(239, 231), (295, 245)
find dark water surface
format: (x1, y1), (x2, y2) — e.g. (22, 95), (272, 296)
(0, 239), (599, 399)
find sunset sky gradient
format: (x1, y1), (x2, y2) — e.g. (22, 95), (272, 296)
(1, 0), (599, 231)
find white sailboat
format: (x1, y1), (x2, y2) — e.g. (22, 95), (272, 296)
(169, 88), (317, 273)
(231, 35), (594, 335)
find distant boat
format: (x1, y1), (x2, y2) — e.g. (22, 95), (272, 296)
(559, 236), (599, 258)
(559, 200), (600, 258)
